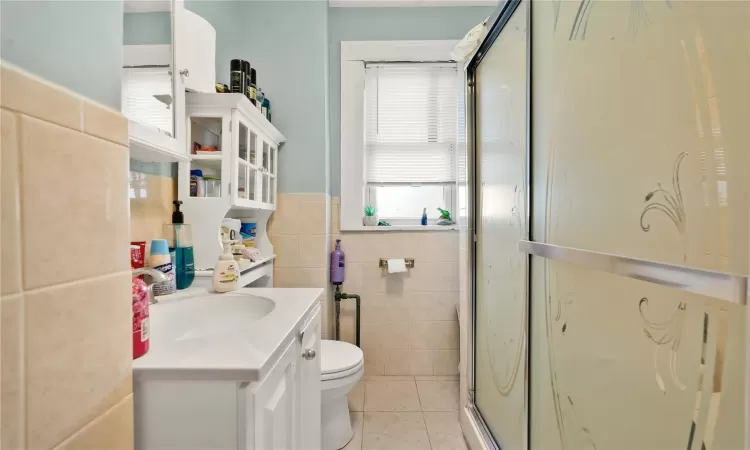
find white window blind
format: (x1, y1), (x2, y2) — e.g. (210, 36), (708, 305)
(365, 63), (458, 184)
(122, 67), (173, 136)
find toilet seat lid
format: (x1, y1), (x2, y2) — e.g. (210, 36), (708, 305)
(321, 340), (364, 375)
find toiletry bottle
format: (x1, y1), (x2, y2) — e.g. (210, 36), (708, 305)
(331, 239), (345, 285)
(249, 68), (258, 106)
(164, 200), (195, 290)
(262, 97), (271, 122)
(256, 88), (265, 112)
(213, 240), (240, 293)
(190, 169), (204, 197)
(243, 60), (251, 100)
(421, 207), (428, 226)
(230, 59), (244, 94)
(149, 239), (176, 295)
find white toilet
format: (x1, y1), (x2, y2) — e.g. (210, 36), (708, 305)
(320, 339), (364, 450)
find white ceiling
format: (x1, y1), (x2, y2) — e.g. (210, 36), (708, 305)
(329, 0), (499, 7)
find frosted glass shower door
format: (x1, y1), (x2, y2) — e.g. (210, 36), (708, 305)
(473, 2), (528, 448)
(527, 2), (749, 450)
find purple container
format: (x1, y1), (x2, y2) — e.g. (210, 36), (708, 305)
(330, 239), (345, 285)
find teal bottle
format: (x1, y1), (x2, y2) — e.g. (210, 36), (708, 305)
(164, 201), (195, 290)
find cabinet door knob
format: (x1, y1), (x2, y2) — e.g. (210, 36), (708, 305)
(302, 349), (316, 360)
(179, 69), (190, 77)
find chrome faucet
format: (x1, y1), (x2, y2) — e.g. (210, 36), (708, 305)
(132, 268), (169, 305)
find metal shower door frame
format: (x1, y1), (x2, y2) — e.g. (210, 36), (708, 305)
(465, 1), (528, 449)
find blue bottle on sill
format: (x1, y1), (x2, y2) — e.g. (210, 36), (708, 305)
(421, 207), (428, 226)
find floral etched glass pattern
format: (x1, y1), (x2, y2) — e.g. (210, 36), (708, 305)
(529, 1), (749, 448)
(531, 1), (750, 275)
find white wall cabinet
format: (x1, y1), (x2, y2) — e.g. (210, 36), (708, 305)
(181, 92), (284, 211)
(135, 306), (321, 450)
(179, 92), (285, 270)
(124, 0), (216, 163)
(174, 7), (216, 94)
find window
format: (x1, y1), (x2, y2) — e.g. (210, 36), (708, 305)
(340, 41), (462, 230)
(364, 63), (457, 222)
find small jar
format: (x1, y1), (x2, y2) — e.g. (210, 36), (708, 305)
(204, 177), (221, 197)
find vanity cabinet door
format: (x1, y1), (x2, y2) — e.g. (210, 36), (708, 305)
(297, 306), (322, 450)
(251, 339), (298, 450)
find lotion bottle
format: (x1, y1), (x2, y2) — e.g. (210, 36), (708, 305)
(213, 240), (240, 293)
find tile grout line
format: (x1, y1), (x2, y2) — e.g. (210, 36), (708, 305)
(414, 378), (424, 412)
(422, 410), (435, 450)
(51, 393), (133, 450)
(21, 269), (132, 296)
(12, 109), (128, 148)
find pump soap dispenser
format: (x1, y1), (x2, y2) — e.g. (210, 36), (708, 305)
(164, 200), (195, 290)
(213, 240), (240, 293)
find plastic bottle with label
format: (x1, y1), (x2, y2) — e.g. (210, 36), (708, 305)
(213, 240), (240, 293)
(149, 239), (176, 296)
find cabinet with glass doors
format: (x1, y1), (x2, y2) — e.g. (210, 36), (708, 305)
(179, 93), (284, 211)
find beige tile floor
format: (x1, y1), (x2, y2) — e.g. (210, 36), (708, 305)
(343, 376), (466, 450)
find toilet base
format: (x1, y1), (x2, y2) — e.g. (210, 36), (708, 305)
(321, 394), (354, 450)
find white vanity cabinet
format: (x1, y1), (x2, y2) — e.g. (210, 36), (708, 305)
(134, 305), (322, 450)
(245, 306), (320, 450)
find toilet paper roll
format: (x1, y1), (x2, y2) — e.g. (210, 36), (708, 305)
(387, 259), (407, 273)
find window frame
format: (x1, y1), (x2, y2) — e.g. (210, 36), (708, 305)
(340, 40), (462, 231)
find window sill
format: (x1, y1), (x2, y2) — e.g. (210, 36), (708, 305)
(340, 225), (459, 232)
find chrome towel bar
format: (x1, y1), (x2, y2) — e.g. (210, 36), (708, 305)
(519, 240), (747, 305)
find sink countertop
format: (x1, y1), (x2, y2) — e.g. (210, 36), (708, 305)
(133, 287), (323, 382)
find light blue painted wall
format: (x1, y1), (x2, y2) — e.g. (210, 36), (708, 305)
(242, 1), (329, 194)
(184, 0), (247, 90)
(187, 0), (330, 194)
(0, 0), (124, 109)
(327, 6), (494, 196)
(123, 12), (171, 45)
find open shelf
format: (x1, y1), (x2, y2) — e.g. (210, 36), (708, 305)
(191, 153), (223, 172)
(194, 255), (276, 287)
(129, 121), (189, 163)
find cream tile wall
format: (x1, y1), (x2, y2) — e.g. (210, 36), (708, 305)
(330, 197), (460, 376)
(0, 63), (133, 450)
(268, 193), (333, 337)
(129, 171), (178, 243)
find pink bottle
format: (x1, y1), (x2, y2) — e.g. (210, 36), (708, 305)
(330, 239), (345, 285)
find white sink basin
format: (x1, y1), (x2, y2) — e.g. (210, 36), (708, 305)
(134, 287), (324, 382)
(150, 293), (276, 341)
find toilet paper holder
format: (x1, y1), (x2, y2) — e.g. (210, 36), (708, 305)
(379, 258), (415, 269)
